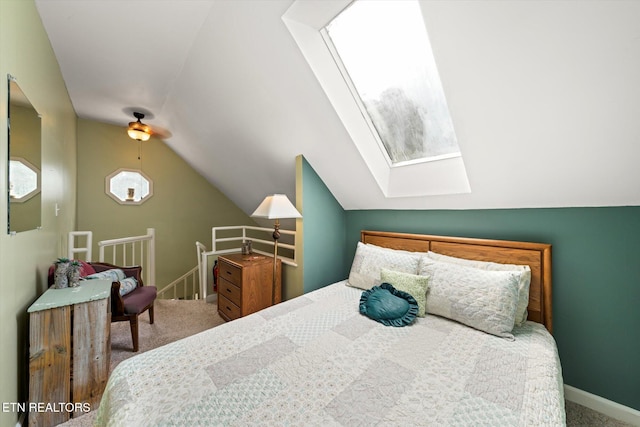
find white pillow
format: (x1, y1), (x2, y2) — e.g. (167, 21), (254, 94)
(347, 242), (421, 290)
(424, 251), (531, 326)
(419, 259), (520, 340)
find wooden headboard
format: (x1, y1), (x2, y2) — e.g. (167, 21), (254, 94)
(361, 230), (553, 333)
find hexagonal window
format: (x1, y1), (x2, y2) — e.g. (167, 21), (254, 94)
(9, 157), (40, 202)
(106, 168), (153, 205)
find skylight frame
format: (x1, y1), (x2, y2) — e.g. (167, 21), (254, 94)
(320, 26), (394, 167)
(319, 0), (462, 169)
(282, 0), (470, 198)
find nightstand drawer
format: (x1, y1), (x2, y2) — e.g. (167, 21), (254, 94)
(219, 295), (241, 321)
(219, 260), (242, 286)
(218, 277), (241, 307)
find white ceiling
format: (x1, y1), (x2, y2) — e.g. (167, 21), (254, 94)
(35, 0), (640, 213)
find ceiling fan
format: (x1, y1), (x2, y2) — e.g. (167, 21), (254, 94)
(127, 111), (171, 141)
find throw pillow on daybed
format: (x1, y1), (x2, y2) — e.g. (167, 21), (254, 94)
(359, 283), (419, 327)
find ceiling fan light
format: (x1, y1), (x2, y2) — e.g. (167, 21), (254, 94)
(127, 120), (151, 141)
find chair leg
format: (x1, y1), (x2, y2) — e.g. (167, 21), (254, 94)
(148, 304), (154, 324)
(129, 316), (139, 352)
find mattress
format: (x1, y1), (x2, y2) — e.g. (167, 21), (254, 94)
(96, 281), (565, 426)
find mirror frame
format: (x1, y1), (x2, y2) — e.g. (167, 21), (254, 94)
(7, 74), (42, 234)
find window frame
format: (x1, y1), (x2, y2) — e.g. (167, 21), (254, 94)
(105, 168), (153, 205)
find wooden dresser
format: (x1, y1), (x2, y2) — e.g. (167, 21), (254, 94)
(28, 280), (111, 426)
(217, 253), (281, 321)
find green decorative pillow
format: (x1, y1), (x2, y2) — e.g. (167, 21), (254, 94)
(380, 268), (429, 317)
(359, 283), (418, 327)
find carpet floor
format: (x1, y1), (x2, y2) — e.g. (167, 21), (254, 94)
(58, 298), (633, 426)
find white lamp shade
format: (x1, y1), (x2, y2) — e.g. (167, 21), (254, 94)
(251, 194), (302, 219)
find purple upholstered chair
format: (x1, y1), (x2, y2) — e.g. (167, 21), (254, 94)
(88, 262), (157, 352)
(47, 261), (157, 352)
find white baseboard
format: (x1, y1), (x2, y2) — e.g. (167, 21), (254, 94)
(564, 384), (640, 426)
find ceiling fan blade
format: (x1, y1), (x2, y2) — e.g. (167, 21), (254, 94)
(149, 125), (172, 140)
(124, 108), (172, 140)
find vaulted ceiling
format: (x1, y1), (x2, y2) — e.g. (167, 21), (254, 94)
(35, 0), (640, 213)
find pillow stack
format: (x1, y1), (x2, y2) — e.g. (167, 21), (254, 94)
(348, 243), (531, 339)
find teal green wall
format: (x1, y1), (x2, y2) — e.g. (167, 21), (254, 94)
(299, 160), (640, 410)
(301, 157), (347, 293)
(345, 207), (640, 411)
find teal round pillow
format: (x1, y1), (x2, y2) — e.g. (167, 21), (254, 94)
(359, 283), (418, 327)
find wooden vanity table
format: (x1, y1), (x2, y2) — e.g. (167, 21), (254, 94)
(28, 280), (111, 426)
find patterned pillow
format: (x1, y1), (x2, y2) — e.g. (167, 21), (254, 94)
(359, 283), (418, 327)
(84, 268), (126, 282)
(118, 277), (138, 296)
(424, 252), (531, 326)
(347, 242), (421, 290)
(380, 268), (429, 317)
(83, 268), (137, 296)
(419, 259), (520, 339)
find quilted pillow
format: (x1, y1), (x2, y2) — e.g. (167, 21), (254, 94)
(118, 277), (138, 296)
(359, 283), (418, 327)
(84, 268), (126, 282)
(424, 252), (531, 326)
(83, 268), (137, 296)
(418, 259), (520, 339)
(347, 242), (421, 290)
(380, 268), (428, 317)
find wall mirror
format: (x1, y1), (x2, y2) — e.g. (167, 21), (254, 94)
(8, 75), (42, 234)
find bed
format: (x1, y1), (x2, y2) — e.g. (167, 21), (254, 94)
(96, 230), (565, 426)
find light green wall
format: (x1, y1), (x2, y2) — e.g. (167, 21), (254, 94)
(76, 119), (255, 291)
(0, 1), (77, 426)
(345, 208), (640, 411)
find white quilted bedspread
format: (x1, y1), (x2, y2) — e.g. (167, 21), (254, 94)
(96, 281), (565, 426)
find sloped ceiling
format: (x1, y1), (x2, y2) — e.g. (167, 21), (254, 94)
(35, 0), (640, 213)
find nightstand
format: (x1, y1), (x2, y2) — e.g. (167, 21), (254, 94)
(217, 253), (281, 321)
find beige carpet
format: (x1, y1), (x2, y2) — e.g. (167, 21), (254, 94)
(109, 297), (225, 375)
(59, 298), (224, 426)
(59, 298), (634, 426)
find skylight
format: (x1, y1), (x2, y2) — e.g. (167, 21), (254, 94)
(322, 0), (460, 166)
(283, 0), (470, 198)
